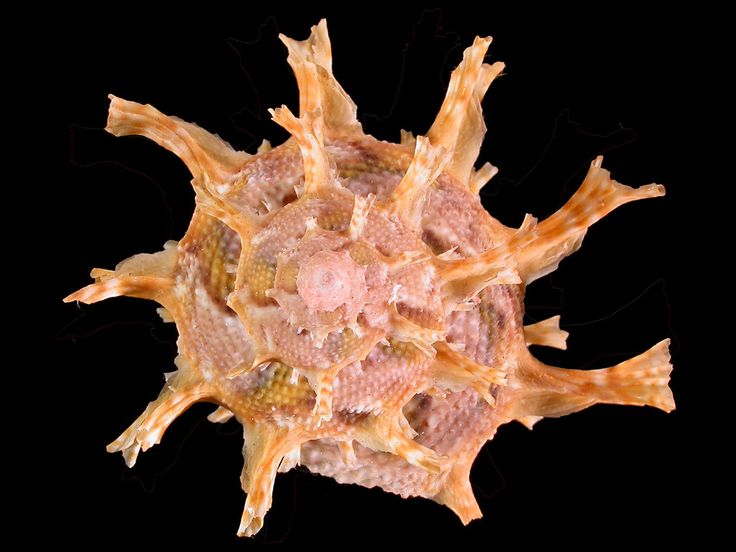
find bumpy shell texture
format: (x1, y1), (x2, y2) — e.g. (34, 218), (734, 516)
(65, 20), (674, 537)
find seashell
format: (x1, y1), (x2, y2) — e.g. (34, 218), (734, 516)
(64, 20), (674, 537)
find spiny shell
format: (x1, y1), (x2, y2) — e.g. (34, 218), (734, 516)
(65, 20), (674, 537)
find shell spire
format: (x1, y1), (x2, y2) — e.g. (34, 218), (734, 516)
(105, 94), (252, 183)
(63, 240), (180, 318)
(524, 315), (569, 350)
(435, 157), (665, 291)
(280, 19), (362, 136)
(269, 105), (338, 198)
(514, 156), (665, 283)
(427, 37), (505, 187)
(65, 20), (674, 539)
(387, 135), (452, 228)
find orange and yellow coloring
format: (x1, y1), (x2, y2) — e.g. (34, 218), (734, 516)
(65, 20), (674, 537)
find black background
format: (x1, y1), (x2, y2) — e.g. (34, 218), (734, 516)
(31, 4), (717, 547)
